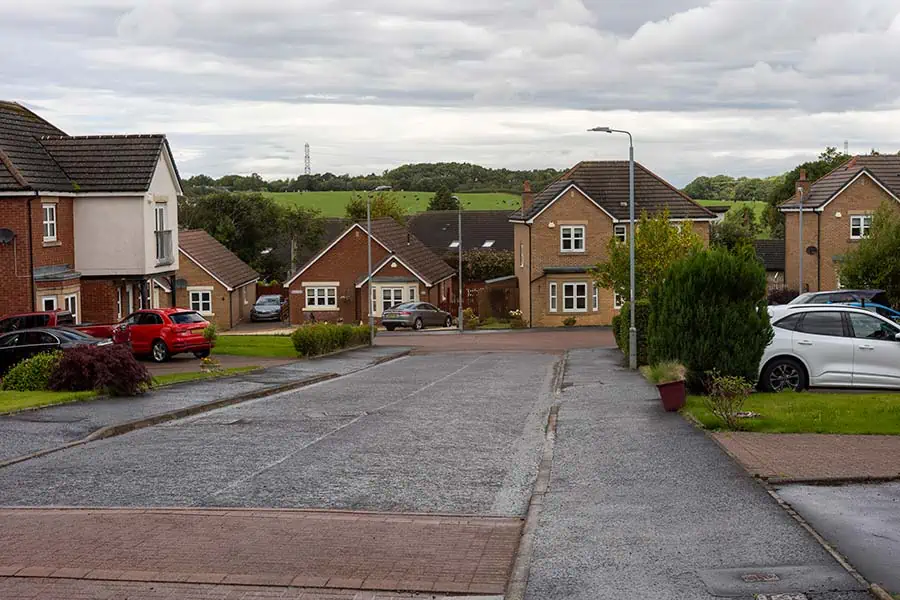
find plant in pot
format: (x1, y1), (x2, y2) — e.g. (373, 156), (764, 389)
(641, 361), (687, 412)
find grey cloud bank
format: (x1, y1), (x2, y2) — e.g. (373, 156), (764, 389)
(3, 0), (900, 185)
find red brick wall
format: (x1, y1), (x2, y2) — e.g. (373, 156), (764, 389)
(288, 227), (390, 324)
(0, 198), (33, 315)
(81, 280), (120, 324)
(31, 197), (75, 269)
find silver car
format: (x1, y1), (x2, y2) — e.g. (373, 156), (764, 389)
(382, 302), (453, 331)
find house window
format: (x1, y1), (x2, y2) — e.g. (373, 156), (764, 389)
(116, 288), (122, 320)
(614, 225), (627, 244)
(593, 285), (599, 311)
(382, 288), (403, 312)
(42, 296), (57, 311)
(65, 294), (78, 324)
(371, 288), (377, 316)
(549, 282), (558, 313)
(563, 283), (587, 312)
(560, 225), (585, 253)
(449, 240), (460, 249)
(482, 240), (495, 248)
(519, 242), (525, 268)
(614, 293), (625, 309)
(408, 286), (418, 302)
(305, 286), (337, 308)
(850, 215), (872, 239)
(42, 204), (57, 242)
(190, 290), (213, 315)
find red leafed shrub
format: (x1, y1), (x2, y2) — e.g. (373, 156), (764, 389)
(50, 345), (153, 396)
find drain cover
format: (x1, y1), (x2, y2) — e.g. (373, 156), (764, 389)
(697, 565), (863, 597)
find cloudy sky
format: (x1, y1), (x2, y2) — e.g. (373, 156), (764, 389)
(4, 0), (900, 186)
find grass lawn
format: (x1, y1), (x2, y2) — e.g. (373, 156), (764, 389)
(265, 191), (520, 218)
(152, 366), (260, 387)
(684, 392), (900, 435)
(0, 390), (97, 415)
(478, 322), (513, 330)
(213, 335), (297, 358)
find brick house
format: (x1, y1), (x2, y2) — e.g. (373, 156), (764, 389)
(0, 101), (183, 324)
(753, 239), (786, 292)
(284, 218), (456, 325)
(171, 229), (259, 330)
(780, 156), (900, 292)
(510, 161), (715, 327)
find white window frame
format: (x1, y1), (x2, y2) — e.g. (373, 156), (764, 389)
(381, 287), (404, 313)
(449, 240), (460, 249)
(305, 286), (338, 310)
(593, 285), (599, 311)
(563, 282), (587, 313)
(41, 296), (57, 311)
(371, 288), (377, 316)
(189, 288), (213, 315)
(64, 294), (78, 323)
(482, 240), (495, 248)
(408, 286), (418, 302)
(850, 215), (872, 240)
(549, 282), (558, 313)
(614, 293), (625, 310)
(42, 203), (57, 242)
(614, 225), (627, 244)
(154, 203), (167, 232)
(519, 243), (525, 268)
(560, 225), (585, 253)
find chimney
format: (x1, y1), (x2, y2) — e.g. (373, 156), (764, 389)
(796, 168), (810, 198)
(522, 180), (533, 213)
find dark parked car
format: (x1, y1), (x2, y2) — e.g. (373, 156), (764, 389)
(250, 295), (286, 322)
(0, 327), (110, 377)
(381, 302), (453, 331)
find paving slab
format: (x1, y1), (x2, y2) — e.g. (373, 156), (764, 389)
(0, 346), (409, 463)
(0, 508), (520, 595)
(522, 347), (867, 600)
(713, 432), (900, 483)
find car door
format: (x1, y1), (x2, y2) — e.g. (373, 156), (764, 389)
(417, 303), (436, 326)
(0, 333), (21, 374)
(846, 312), (900, 388)
(132, 312), (164, 352)
(792, 311), (855, 386)
(18, 331), (60, 363)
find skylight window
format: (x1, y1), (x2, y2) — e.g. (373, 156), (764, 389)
(449, 241), (460, 248)
(482, 240), (495, 248)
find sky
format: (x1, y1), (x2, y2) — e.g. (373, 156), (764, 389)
(4, 0), (900, 187)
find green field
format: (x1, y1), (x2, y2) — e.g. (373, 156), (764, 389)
(266, 191), (520, 218)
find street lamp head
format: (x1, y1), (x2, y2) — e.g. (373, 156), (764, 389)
(588, 126), (611, 133)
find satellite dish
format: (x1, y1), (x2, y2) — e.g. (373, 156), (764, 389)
(0, 228), (15, 245)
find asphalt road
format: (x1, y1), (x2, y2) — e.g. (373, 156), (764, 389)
(0, 351), (560, 515)
(778, 482), (900, 594)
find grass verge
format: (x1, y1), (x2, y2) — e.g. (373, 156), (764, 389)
(213, 335), (297, 358)
(0, 390), (97, 415)
(152, 366), (260, 387)
(684, 391), (900, 435)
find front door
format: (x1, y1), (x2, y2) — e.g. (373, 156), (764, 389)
(846, 312), (900, 388)
(792, 311), (855, 386)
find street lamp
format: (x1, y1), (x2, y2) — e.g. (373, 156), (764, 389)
(451, 195), (463, 332)
(589, 126), (637, 370)
(366, 191), (375, 345)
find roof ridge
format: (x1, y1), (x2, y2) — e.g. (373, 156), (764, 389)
(0, 101), (68, 137)
(40, 133), (166, 140)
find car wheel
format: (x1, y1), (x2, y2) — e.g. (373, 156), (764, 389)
(761, 358), (807, 392)
(444, 316), (453, 328)
(194, 349), (210, 359)
(151, 340), (170, 363)
(413, 318), (424, 331)
(385, 325), (396, 331)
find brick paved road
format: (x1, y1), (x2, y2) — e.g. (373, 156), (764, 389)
(713, 432), (900, 482)
(0, 508), (521, 595)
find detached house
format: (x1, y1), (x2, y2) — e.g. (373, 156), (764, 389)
(0, 101), (183, 323)
(780, 156), (900, 292)
(284, 218), (456, 324)
(510, 161), (715, 327)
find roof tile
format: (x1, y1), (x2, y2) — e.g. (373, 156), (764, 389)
(407, 210), (514, 253)
(781, 155), (900, 210)
(179, 229), (259, 289)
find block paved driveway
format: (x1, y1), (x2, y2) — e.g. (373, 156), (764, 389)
(0, 351), (560, 597)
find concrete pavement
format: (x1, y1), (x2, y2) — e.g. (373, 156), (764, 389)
(522, 347), (869, 600)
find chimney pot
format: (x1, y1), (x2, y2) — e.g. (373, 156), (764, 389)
(798, 169), (807, 181)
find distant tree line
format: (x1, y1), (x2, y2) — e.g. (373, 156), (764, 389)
(181, 162), (564, 196)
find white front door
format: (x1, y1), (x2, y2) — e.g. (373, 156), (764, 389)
(792, 311), (855, 386)
(847, 312), (900, 388)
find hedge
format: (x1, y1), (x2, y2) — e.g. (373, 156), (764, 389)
(615, 300), (650, 366)
(292, 323), (372, 357)
(1, 351), (61, 391)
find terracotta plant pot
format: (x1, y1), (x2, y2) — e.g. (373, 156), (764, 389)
(657, 380), (686, 412)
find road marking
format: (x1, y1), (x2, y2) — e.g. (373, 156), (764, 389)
(208, 355), (484, 498)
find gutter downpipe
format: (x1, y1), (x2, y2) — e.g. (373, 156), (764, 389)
(817, 212), (822, 291)
(528, 224), (533, 328)
(28, 192), (37, 311)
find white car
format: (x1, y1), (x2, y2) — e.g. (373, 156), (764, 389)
(760, 305), (900, 391)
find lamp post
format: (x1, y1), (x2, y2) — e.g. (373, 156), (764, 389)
(451, 195), (463, 332)
(798, 187), (804, 293)
(366, 191), (375, 345)
(589, 126), (637, 369)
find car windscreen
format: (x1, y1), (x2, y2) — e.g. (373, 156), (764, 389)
(170, 312), (206, 324)
(391, 303), (418, 310)
(787, 293), (814, 305)
(257, 296), (282, 305)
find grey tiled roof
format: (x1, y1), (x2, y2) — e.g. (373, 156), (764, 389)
(781, 156), (900, 210)
(0, 101), (177, 194)
(366, 218), (456, 285)
(406, 210), (514, 253)
(753, 239), (785, 272)
(179, 229), (259, 289)
(509, 162), (715, 222)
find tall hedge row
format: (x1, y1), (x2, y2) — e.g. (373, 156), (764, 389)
(648, 247), (773, 388)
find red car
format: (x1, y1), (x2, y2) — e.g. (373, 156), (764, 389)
(113, 309), (212, 362)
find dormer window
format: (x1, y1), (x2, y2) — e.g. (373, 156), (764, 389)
(449, 240), (460, 248)
(560, 225), (585, 253)
(482, 240), (495, 248)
